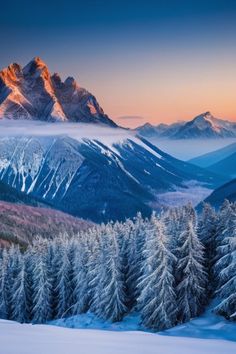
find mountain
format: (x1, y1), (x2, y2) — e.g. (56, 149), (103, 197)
(173, 112), (236, 139)
(0, 178), (92, 246)
(136, 121), (184, 138)
(0, 128), (224, 222)
(0, 179), (45, 206)
(0, 201), (92, 247)
(0, 57), (117, 126)
(203, 178), (236, 209)
(189, 142), (236, 181)
(189, 142), (236, 168)
(136, 112), (236, 139)
(207, 153), (236, 180)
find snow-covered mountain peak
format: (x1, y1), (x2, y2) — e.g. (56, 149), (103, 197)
(191, 112), (218, 130)
(23, 56), (48, 75)
(0, 58), (117, 126)
(64, 76), (77, 87)
(137, 112), (236, 139)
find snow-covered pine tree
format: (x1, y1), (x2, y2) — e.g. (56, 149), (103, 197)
(90, 223), (127, 322)
(5, 245), (21, 319)
(183, 203), (197, 227)
(198, 203), (217, 292)
(215, 200), (233, 245)
(126, 213), (147, 307)
(53, 237), (72, 319)
(137, 213), (177, 330)
(11, 254), (30, 323)
(0, 249), (9, 319)
(87, 226), (104, 311)
(213, 205), (236, 319)
(162, 208), (179, 251)
(176, 221), (208, 323)
(198, 203), (217, 253)
(31, 248), (52, 323)
(72, 234), (90, 315)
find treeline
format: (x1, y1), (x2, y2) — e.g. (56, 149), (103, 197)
(0, 201), (235, 330)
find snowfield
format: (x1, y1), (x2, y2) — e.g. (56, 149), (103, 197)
(0, 319), (236, 354)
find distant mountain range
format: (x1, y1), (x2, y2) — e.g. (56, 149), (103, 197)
(0, 132), (224, 222)
(0, 57), (116, 126)
(136, 112), (236, 139)
(190, 142), (236, 181)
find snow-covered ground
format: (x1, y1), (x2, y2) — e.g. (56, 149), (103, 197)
(51, 307), (236, 341)
(2, 306), (234, 354)
(0, 318), (236, 354)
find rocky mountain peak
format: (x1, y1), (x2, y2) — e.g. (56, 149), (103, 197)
(0, 57), (117, 127)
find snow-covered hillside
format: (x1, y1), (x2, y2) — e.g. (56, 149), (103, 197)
(0, 120), (223, 222)
(0, 319), (235, 354)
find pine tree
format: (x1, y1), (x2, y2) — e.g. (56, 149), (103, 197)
(5, 245), (21, 319)
(176, 221), (208, 323)
(11, 255), (30, 323)
(198, 203), (217, 292)
(0, 249), (9, 319)
(137, 214), (177, 330)
(214, 206), (236, 319)
(31, 250), (52, 323)
(126, 214), (146, 307)
(72, 235), (90, 315)
(90, 224), (127, 322)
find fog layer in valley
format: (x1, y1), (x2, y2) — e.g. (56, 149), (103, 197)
(150, 138), (236, 160)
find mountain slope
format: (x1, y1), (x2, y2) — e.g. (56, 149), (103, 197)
(204, 179), (236, 208)
(0, 178), (92, 246)
(207, 152), (236, 180)
(0, 57), (117, 126)
(0, 201), (92, 247)
(189, 142), (236, 168)
(0, 179), (44, 206)
(0, 126), (225, 222)
(137, 112), (236, 139)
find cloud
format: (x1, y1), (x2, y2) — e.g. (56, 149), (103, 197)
(0, 119), (134, 145)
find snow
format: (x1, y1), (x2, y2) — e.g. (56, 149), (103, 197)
(0, 317), (236, 354)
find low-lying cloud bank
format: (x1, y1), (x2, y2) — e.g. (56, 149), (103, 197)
(0, 119), (133, 144)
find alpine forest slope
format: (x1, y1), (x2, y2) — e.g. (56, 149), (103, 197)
(0, 57), (117, 126)
(0, 177), (92, 246)
(203, 178), (236, 209)
(136, 112), (236, 139)
(0, 131), (225, 222)
(0, 201), (92, 247)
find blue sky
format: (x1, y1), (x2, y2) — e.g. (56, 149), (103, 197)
(1, 0), (236, 126)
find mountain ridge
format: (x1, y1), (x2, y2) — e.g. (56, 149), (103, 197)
(0, 57), (117, 126)
(136, 112), (236, 139)
(0, 130), (225, 222)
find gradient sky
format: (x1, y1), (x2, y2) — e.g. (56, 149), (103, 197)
(1, 0), (236, 127)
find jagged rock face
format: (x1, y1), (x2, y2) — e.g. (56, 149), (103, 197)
(0, 57), (117, 126)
